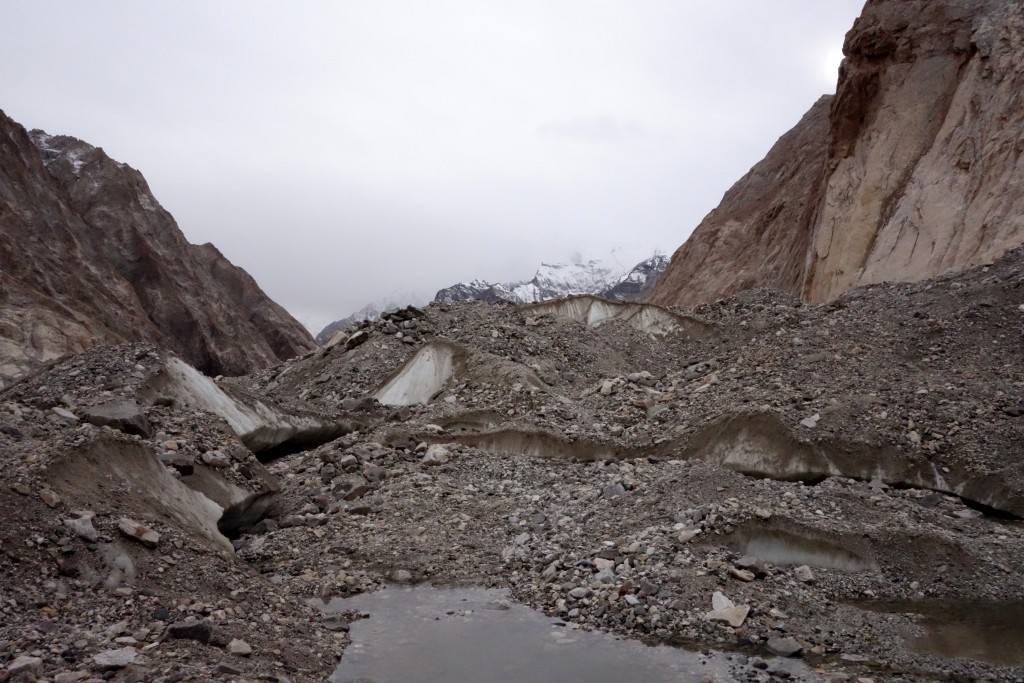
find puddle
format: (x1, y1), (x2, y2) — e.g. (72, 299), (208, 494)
(318, 585), (810, 682)
(861, 599), (1024, 666)
(727, 527), (878, 572)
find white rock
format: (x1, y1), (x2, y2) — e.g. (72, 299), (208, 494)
(93, 647), (141, 670)
(706, 605), (750, 628)
(794, 565), (815, 583)
(712, 591), (734, 611)
(421, 444), (450, 467)
(63, 513), (98, 543)
(800, 413), (821, 428)
(227, 638), (253, 656)
(677, 528), (700, 543)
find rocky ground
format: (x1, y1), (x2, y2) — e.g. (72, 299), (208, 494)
(2, 247), (1024, 682)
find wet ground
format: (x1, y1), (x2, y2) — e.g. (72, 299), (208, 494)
(318, 585), (813, 683)
(860, 599), (1024, 667)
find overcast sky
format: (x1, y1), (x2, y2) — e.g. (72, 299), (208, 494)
(1, 1), (864, 335)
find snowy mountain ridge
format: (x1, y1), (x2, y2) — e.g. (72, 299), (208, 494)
(314, 249), (669, 344)
(434, 250), (669, 304)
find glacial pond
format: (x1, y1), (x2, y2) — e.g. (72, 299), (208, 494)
(862, 599), (1024, 666)
(316, 585), (816, 683)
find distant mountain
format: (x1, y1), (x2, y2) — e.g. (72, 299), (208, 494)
(314, 291), (429, 344)
(314, 250), (669, 345)
(434, 251), (668, 305)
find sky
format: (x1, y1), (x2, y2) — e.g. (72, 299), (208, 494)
(0, 1), (864, 336)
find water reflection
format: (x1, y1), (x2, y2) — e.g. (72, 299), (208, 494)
(318, 585), (812, 683)
(862, 599), (1024, 666)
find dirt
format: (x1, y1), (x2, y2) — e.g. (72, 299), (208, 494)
(2, 247), (1023, 682)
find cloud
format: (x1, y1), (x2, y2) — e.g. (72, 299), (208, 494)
(538, 116), (657, 143)
(0, 1), (867, 335)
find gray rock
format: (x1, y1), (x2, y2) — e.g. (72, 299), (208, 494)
(390, 569), (413, 583)
(7, 656), (42, 677)
(794, 565), (815, 583)
(82, 400), (151, 437)
(346, 330), (370, 350)
(166, 618), (213, 643)
(602, 482), (626, 499)
(322, 616), (351, 632)
(766, 636), (803, 657)
(227, 638), (252, 656)
(736, 556), (769, 578)
(51, 407), (79, 424)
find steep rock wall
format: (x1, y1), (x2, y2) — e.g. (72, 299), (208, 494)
(651, 0), (1024, 307)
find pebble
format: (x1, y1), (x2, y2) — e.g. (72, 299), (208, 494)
(227, 638), (253, 656)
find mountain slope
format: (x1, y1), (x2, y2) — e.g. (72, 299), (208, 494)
(0, 109), (315, 387)
(651, 0), (1024, 308)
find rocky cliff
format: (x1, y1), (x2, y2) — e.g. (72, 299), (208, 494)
(0, 110), (315, 387)
(651, 0), (1024, 308)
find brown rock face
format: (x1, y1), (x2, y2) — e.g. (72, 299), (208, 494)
(651, 0), (1024, 308)
(0, 110), (314, 387)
